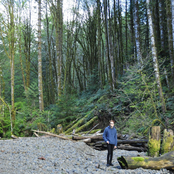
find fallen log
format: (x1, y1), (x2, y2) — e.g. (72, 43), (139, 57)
(117, 145), (146, 152)
(65, 106), (97, 134)
(72, 133), (124, 141)
(32, 130), (71, 141)
(72, 135), (103, 141)
(117, 151), (174, 170)
(95, 139), (148, 145)
(75, 116), (98, 133)
(80, 138), (91, 143)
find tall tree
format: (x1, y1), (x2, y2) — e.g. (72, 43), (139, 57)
(166, 0), (174, 80)
(134, 0), (143, 65)
(146, 0), (166, 113)
(38, 0), (44, 111)
(103, 0), (113, 90)
(49, 0), (63, 98)
(171, 0), (174, 58)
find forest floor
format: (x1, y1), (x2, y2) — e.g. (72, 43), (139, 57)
(0, 136), (172, 174)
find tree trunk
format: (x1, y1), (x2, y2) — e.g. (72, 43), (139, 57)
(146, 0), (166, 113)
(134, 0), (143, 65)
(172, 0), (174, 52)
(166, 0), (174, 81)
(104, 0), (113, 90)
(148, 126), (161, 157)
(161, 129), (174, 154)
(117, 151), (174, 170)
(38, 0), (44, 111)
(158, 0), (165, 52)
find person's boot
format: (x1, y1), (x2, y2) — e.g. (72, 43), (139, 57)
(110, 163), (114, 166)
(106, 164), (110, 167)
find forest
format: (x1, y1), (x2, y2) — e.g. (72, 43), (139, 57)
(0, 0), (174, 139)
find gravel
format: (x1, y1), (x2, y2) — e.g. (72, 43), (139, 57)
(0, 137), (172, 174)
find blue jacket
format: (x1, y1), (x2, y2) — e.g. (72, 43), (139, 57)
(103, 126), (117, 146)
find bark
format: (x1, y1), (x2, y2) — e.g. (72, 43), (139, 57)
(134, 0), (143, 65)
(172, 0), (174, 51)
(97, 0), (102, 88)
(104, 0), (113, 90)
(38, 0), (44, 111)
(148, 126), (161, 157)
(9, 2), (15, 125)
(117, 151), (174, 170)
(166, 0), (174, 80)
(158, 0), (165, 51)
(146, 0), (166, 113)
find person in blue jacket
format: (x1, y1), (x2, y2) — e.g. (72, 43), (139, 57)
(103, 120), (117, 167)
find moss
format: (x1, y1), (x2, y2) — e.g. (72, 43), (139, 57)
(131, 157), (145, 162)
(148, 137), (160, 157)
(161, 130), (174, 154)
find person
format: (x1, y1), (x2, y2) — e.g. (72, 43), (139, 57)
(103, 120), (117, 167)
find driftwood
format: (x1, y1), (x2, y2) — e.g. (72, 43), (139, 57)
(32, 130), (71, 141)
(11, 135), (18, 139)
(117, 151), (174, 170)
(72, 133), (123, 141)
(72, 135), (103, 141)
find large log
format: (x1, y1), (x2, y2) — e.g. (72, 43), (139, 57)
(148, 126), (161, 157)
(161, 129), (174, 154)
(72, 133), (126, 141)
(117, 151), (174, 170)
(95, 139), (148, 145)
(72, 135), (103, 141)
(117, 145), (146, 152)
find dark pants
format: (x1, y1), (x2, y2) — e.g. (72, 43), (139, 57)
(107, 144), (114, 164)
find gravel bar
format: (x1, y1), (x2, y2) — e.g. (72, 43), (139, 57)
(0, 137), (172, 174)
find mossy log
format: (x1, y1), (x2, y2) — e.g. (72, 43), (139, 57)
(64, 117), (80, 131)
(75, 116), (98, 133)
(117, 151), (174, 170)
(148, 126), (161, 157)
(161, 129), (174, 154)
(65, 106), (97, 134)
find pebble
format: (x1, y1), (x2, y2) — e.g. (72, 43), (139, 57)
(0, 137), (172, 174)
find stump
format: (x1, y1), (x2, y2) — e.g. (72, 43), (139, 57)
(117, 151), (174, 170)
(148, 126), (161, 157)
(161, 129), (174, 154)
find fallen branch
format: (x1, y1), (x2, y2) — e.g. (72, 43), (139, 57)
(117, 151), (174, 170)
(32, 130), (71, 141)
(34, 132), (39, 137)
